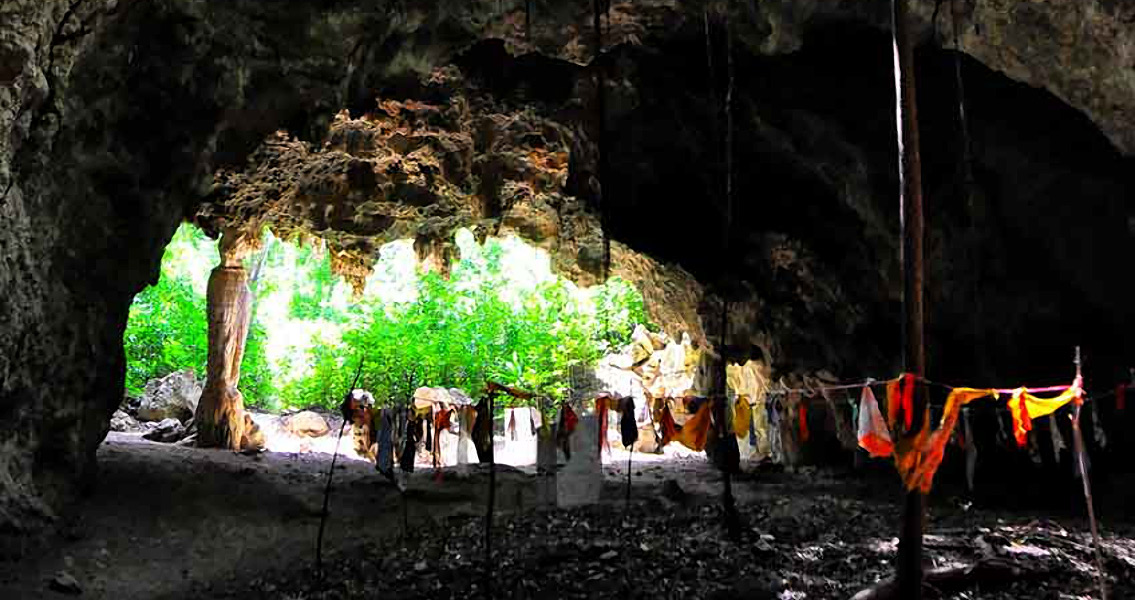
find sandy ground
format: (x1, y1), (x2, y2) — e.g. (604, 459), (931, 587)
(2, 432), (1133, 599)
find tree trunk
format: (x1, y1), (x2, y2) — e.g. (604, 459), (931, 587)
(195, 230), (259, 450)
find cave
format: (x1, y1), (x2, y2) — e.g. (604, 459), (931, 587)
(2, 0), (1133, 598)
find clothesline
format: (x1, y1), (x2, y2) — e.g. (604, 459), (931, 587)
(763, 375), (1113, 404)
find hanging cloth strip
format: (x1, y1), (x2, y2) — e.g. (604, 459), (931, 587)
(669, 402), (712, 451)
(556, 403), (579, 460)
(733, 396), (752, 438)
(1007, 377), (1082, 447)
(619, 397), (639, 448)
(798, 400), (810, 443)
(659, 403), (679, 447)
(821, 388), (858, 451)
(433, 406), (453, 477)
(886, 373), (917, 432)
(785, 390), (803, 443)
(895, 387), (997, 493)
(1117, 384), (1127, 411)
(857, 385), (894, 457)
(596, 395), (612, 455)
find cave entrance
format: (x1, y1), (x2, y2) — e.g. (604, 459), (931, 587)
(118, 223), (656, 461)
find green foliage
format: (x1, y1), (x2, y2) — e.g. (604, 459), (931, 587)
(287, 248), (344, 322)
(124, 275), (208, 395)
(125, 224), (655, 412)
(290, 237), (653, 409)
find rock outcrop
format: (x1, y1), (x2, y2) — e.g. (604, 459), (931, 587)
(136, 370), (202, 423)
(142, 418), (188, 444)
(282, 411), (331, 438)
(1, 0), (1132, 530)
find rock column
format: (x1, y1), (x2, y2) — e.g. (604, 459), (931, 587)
(194, 230), (259, 450)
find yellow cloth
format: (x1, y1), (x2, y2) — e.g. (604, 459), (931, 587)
(1007, 385), (1081, 446)
(733, 396), (752, 438)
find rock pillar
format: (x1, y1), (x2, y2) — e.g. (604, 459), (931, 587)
(194, 230), (259, 450)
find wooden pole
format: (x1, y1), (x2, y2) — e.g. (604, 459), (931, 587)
(483, 390), (496, 599)
(891, 0), (927, 598)
(592, 0), (610, 280)
(625, 446), (633, 506)
(1071, 346), (1108, 600)
(315, 359), (363, 581)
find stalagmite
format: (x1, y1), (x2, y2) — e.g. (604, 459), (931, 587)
(194, 229), (263, 451)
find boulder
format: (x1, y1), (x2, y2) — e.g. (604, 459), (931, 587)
(239, 413), (266, 453)
(109, 409), (141, 433)
(142, 418), (187, 443)
(282, 410), (330, 437)
(122, 394), (141, 416)
(137, 369), (202, 422)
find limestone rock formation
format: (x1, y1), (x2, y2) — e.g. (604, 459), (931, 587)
(142, 418), (188, 444)
(282, 411), (331, 438)
(136, 370), (202, 423)
(108, 410), (141, 433)
(1, 0), (1132, 530)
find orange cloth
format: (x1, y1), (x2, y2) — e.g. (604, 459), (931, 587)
(596, 395), (611, 454)
(886, 373), (917, 432)
(435, 407), (452, 432)
(659, 404), (679, 446)
(895, 388), (997, 493)
(733, 396), (752, 438)
(671, 403), (712, 451)
(1007, 381), (1082, 447)
(857, 386), (893, 457)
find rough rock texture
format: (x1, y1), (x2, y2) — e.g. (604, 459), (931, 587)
(194, 255), (253, 451)
(108, 410), (141, 433)
(142, 418), (187, 444)
(136, 369), (201, 423)
(195, 71), (603, 292)
(281, 411), (331, 438)
(0, 0), (1132, 529)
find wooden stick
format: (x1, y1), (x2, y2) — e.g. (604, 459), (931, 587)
(891, 0), (928, 597)
(625, 445), (633, 507)
(1072, 346), (1108, 600)
(483, 390), (497, 599)
(314, 358), (364, 581)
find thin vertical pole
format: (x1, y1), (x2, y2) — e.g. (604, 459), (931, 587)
(592, 0), (610, 281)
(891, 0), (927, 598)
(1072, 347), (1108, 600)
(483, 392), (496, 599)
(720, 5), (738, 541)
(625, 446), (633, 506)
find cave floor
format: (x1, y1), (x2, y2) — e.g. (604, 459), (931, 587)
(3, 434), (1135, 599)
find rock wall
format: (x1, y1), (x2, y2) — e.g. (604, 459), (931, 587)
(0, 0), (1132, 529)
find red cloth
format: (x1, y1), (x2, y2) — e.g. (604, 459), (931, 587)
(798, 402), (810, 442)
(886, 373), (917, 432)
(562, 404), (579, 434)
(1118, 384), (1127, 412)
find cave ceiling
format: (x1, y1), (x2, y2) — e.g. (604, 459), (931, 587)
(190, 0), (1134, 379)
